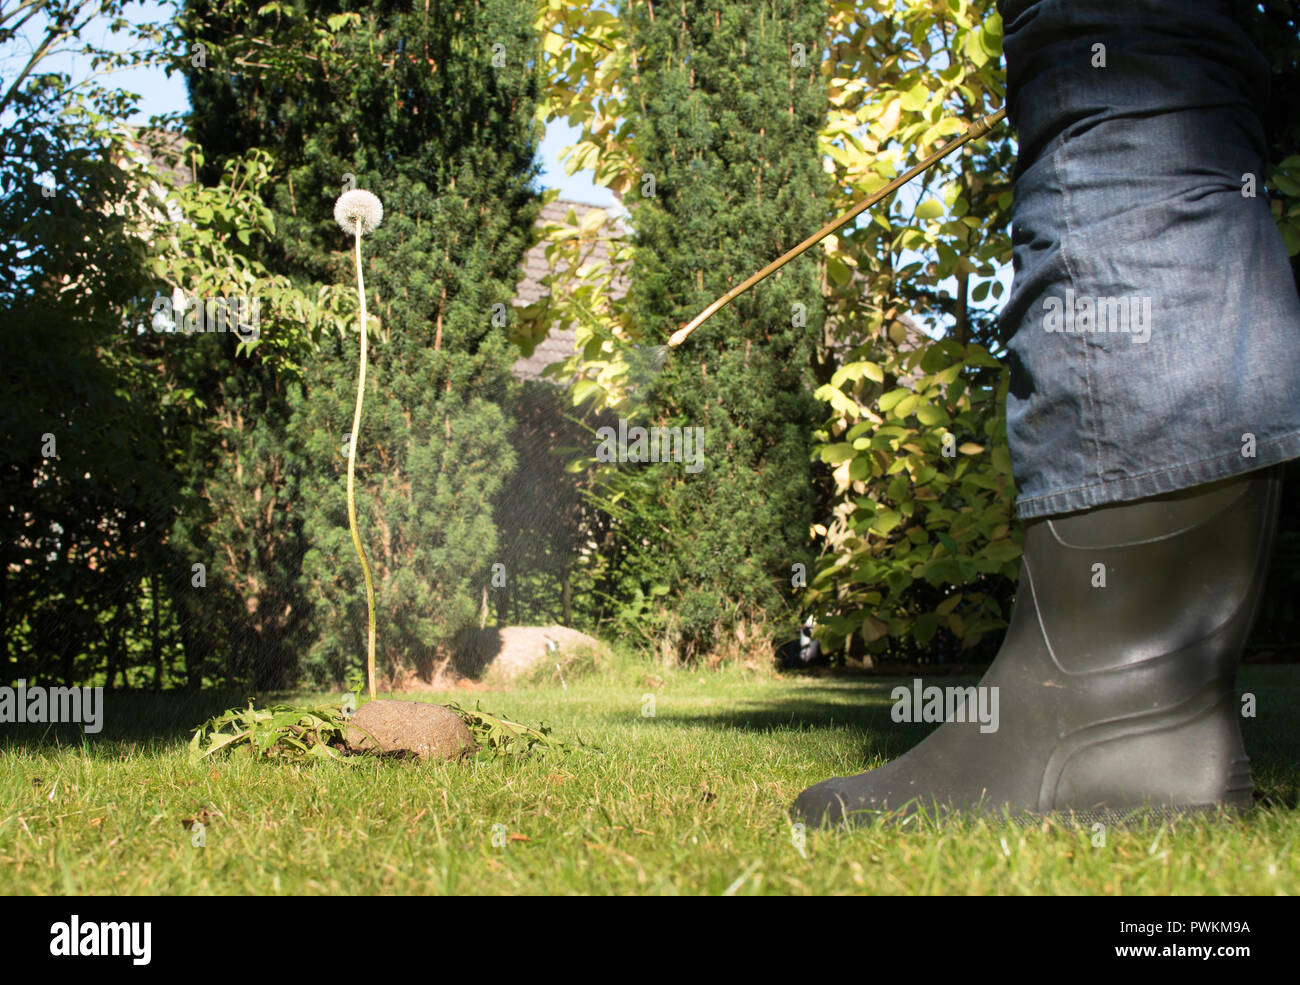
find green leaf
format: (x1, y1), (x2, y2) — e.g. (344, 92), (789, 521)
(571, 379), (603, 405)
(820, 442), (856, 465)
(914, 198), (945, 221)
(871, 510), (902, 535)
(893, 393), (920, 419)
(982, 538), (1023, 562)
(814, 383), (861, 416)
(1269, 173), (1300, 197)
(991, 443), (1012, 475)
(860, 616), (890, 643)
(831, 360), (884, 387)
(915, 403), (947, 426)
(1279, 221), (1300, 256)
(878, 388), (910, 412)
(827, 255), (852, 286)
(979, 23), (1003, 59)
(900, 84), (929, 112)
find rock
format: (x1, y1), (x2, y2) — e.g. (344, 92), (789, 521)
(451, 625), (608, 682)
(344, 700), (475, 760)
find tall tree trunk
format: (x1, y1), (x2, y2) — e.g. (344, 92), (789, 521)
(954, 268), (969, 345)
(151, 571), (163, 690)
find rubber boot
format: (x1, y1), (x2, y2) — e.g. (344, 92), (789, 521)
(791, 465), (1283, 828)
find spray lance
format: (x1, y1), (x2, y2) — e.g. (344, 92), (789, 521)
(666, 105), (1006, 349)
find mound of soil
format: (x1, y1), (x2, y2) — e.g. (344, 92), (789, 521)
(344, 700), (475, 760)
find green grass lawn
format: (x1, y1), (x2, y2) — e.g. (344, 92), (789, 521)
(2, 657), (1298, 895)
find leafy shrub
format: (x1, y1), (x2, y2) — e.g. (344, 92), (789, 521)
(807, 333), (1019, 663)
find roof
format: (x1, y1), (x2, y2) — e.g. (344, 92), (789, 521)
(510, 197), (629, 382)
(120, 125), (193, 190)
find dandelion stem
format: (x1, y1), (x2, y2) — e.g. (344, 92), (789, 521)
(346, 222), (379, 700)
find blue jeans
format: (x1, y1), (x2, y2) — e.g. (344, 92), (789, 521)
(997, 0), (1300, 519)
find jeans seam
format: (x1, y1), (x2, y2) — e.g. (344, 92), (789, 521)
(1051, 131), (1105, 488)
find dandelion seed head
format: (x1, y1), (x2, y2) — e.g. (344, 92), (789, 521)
(334, 189), (384, 236)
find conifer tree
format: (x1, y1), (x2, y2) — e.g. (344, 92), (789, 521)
(615, 0), (831, 653)
(184, 0), (542, 683)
